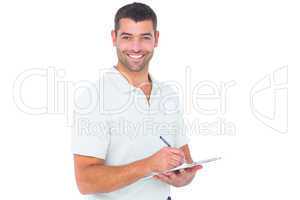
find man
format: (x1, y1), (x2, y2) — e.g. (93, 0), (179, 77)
(72, 2), (202, 200)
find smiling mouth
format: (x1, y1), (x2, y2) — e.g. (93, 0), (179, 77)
(127, 54), (145, 60)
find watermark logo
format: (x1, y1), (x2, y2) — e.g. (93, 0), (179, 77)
(250, 66), (288, 134)
(12, 65), (288, 137)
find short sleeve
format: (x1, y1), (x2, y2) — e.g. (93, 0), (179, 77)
(71, 86), (110, 160)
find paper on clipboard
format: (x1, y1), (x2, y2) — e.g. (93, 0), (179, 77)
(141, 157), (221, 181)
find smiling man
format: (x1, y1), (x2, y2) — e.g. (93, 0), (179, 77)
(72, 2), (202, 200)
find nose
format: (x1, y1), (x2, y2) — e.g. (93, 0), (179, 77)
(130, 39), (142, 52)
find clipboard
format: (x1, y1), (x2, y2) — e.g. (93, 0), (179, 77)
(141, 156), (221, 181)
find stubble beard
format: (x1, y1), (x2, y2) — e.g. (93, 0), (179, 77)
(117, 48), (154, 72)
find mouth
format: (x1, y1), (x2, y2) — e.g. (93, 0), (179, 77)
(126, 53), (145, 60)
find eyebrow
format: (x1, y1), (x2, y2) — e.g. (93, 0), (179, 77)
(141, 33), (153, 37)
(119, 32), (153, 37)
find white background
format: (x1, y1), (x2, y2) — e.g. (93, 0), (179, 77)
(0, 0), (299, 199)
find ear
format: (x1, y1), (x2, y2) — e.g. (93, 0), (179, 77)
(154, 30), (160, 47)
(111, 30), (117, 46)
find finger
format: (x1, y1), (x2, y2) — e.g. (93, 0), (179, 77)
(169, 159), (181, 167)
(185, 167), (199, 173)
(193, 165), (203, 171)
(171, 154), (184, 163)
(154, 175), (165, 180)
(164, 171), (176, 176)
(185, 165), (203, 173)
(168, 148), (185, 157)
(168, 172), (178, 179)
(162, 172), (177, 179)
(173, 169), (186, 177)
(156, 174), (172, 184)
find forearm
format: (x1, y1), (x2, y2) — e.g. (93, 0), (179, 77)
(77, 157), (152, 194)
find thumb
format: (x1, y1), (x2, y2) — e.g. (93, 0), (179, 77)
(186, 165), (203, 173)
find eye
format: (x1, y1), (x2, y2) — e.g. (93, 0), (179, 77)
(143, 36), (151, 40)
(122, 36), (130, 40)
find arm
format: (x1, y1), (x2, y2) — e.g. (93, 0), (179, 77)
(73, 154), (152, 194)
(73, 147), (185, 194)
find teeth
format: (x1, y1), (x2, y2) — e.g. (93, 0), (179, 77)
(128, 54), (143, 59)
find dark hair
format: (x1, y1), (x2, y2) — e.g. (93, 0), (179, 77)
(114, 2), (157, 31)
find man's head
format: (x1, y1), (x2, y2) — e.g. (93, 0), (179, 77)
(112, 2), (159, 72)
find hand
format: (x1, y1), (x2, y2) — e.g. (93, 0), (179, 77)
(153, 165), (203, 187)
(147, 147), (185, 173)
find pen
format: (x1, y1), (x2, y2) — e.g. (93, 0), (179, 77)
(159, 136), (173, 200)
(159, 136), (181, 178)
(159, 136), (171, 147)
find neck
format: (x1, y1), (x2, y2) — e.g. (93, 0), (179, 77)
(115, 62), (151, 88)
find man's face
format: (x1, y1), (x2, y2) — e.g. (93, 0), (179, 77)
(112, 18), (159, 72)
